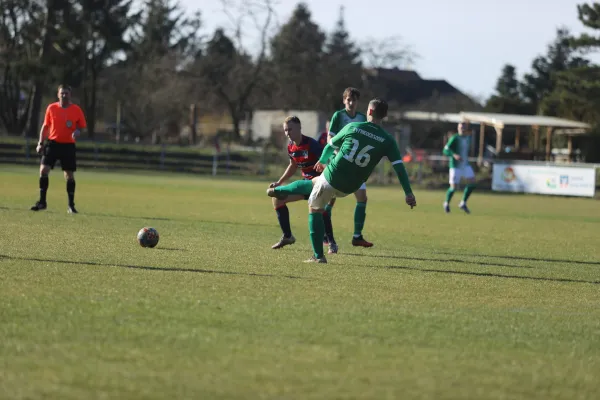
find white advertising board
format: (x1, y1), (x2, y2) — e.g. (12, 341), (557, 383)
(492, 162), (596, 197)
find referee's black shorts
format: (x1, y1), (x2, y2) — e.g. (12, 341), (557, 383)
(41, 140), (77, 171)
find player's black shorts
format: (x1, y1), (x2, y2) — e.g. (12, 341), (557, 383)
(41, 140), (77, 171)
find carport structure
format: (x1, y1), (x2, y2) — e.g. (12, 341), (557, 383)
(392, 111), (591, 165)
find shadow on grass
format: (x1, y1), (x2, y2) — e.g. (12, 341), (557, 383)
(381, 264), (600, 285)
(338, 252), (533, 269)
(286, 248), (533, 270)
(0, 254), (306, 280)
(4, 206), (273, 227)
(87, 212), (273, 228)
(433, 251), (600, 266)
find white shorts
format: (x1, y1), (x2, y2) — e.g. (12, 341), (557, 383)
(449, 166), (475, 184)
(358, 182), (366, 190)
(308, 175), (350, 210)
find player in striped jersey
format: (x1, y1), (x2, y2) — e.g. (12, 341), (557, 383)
(267, 116), (338, 253)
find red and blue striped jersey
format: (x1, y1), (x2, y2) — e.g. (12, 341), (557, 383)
(288, 135), (323, 180)
(317, 131), (328, 147)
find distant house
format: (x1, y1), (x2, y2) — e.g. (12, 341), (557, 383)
(362, 67), (483, 113)
(250, 69), (483, 149)
(358, 68), (484, 150)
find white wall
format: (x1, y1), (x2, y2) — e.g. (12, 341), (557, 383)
(251, 110), (328, 141)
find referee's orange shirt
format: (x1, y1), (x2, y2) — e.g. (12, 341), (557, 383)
(43, 102), (87, 144)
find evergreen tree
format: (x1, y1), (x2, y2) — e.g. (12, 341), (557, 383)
(520, 28), (589, 115)
(322, 6), (363, 112)
(270, 3), (326, 109)
(485, 64), (532, 114)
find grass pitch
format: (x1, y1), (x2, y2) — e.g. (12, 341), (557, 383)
(1, 165), (599, 400)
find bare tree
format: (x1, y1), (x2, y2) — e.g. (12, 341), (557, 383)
(0, 0), (40, 134)
(100, 52), (191, 142)
(359, 35), (418, 70)
(187, 0), (275, 142)
(27, 0), (57, 138)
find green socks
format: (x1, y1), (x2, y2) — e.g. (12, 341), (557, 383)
(462, 184), (476, 202)
(324, 203), (333, 216)
(353, 202), (367, 237)
(309, 212), (325, 259)
(445, 188), (455, 203)
(275, 179), (313, 196)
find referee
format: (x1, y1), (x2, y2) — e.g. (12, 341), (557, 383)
(31, 84), (87, 214)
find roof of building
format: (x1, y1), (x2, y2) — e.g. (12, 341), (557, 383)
(363, 67), (482, 111)
(390, 111), (591, 135)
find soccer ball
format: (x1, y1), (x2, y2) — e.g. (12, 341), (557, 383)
(137, 227), (159, 248)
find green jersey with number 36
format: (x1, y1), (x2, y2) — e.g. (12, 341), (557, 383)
(324, 122), (403, 194)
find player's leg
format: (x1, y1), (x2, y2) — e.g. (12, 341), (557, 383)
(458, 166), (476, 214)
(305, 176), (339, 263)
(323, 197), (336, 246)
(352, 183), (373, 247)
(62, 144), (78, 214)
(271, 195), (304, 249)
(324, 197), (336, 217)
(444, 168), (459, 213)
(64, 170), (76, 213)
(267, 179), (314, 199)
(322, 200), (337, 254)
(31, 142), (54, 211)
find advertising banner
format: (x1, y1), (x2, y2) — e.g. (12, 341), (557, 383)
(492, 163), (596, 197)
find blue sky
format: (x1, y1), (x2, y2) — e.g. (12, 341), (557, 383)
(178, 0), (595, 101)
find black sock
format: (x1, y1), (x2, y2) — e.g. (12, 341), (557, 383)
(275, 205), (292, 238)
(323, 211), (335, 243)
(39, 175), (49, 203)
(67, 179), (75, 206)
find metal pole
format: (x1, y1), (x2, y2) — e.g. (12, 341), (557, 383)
(116, 101), (121, 143)
(160, 143), (166, 170)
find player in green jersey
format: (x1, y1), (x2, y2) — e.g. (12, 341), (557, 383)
(442, 122), (476, 214)
(327, 87), (375, 248)
(303, 98), (417, 263)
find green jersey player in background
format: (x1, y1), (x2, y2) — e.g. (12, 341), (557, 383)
(442, 122), (476, 214)
(327, 87), (374, 248)
(304, 98), (417, 263)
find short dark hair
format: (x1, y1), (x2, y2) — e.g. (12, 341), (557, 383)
(284, 115), (301, 127)
(343, 87), (360, 101)
(368, 98), (388, 119)
(58, 84), (72, 92)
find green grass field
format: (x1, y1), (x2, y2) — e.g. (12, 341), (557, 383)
(1, 165), (599, 400)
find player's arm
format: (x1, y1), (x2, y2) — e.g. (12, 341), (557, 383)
(327, 112), (339, 143)
(443, 135), (460, 160)
(315, 127), (347, 172)
(73, 106), (88, 138)
(271, 158), (298, 187)
(387, 142), (417, 208)
(38, 125), (48, 145)
(37, 107), (51, 153)
(318, 126), (346, 163)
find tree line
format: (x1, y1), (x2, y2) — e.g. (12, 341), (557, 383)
(0, 0), (413, 142)
(486, 3), (600, 128)
(2, 0), (600, 147)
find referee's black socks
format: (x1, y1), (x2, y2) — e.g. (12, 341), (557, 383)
(39, 174), (49, 203)
(67, 179), (76, 206)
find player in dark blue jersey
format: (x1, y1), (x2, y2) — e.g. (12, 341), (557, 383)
(267, 116), (338, 253)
